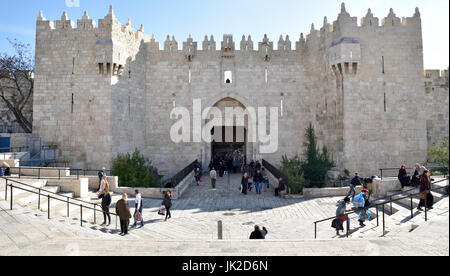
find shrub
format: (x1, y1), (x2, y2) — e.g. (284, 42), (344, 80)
(280, 154), (309, 194)
(428, 138), (449, 175)
(111, 149), (162, 188)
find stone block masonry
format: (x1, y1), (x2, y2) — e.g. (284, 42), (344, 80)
(32, 3), (449, 179)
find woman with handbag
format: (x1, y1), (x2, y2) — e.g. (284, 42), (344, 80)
(163, 190), (172, 221)
(417, 167), (431, 211)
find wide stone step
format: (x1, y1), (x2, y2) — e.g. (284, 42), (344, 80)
(40, 192), (75, 212)
(15, 185), (59, 207)
(0, 179), (47, 198)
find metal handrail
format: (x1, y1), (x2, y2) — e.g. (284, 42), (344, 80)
(2, 176), (108, 208)
(1, 177), (119, 229)
(380, 166), (448, 180)
(313, 178), (449, 239)
(5, 167), (113, 180)
(167, 161), (196, 188)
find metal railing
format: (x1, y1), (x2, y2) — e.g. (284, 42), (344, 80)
(1, 177), (118, 229)
(5, 167), (112, 180)
(379, 166), (449, 180)
(164, 161), (196, 188)
(313, 178), (449, 239)
(1, 152), (22, 161)
(0, 147), (28, 159)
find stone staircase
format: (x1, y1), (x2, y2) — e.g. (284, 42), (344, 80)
(0, 172), (448, 253)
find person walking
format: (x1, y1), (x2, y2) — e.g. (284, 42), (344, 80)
(418, 167), (432, 211)
(163, 190), (172, 221)
(115, 193), (132, 236)
(194, 167), (201, 186)
(97, 167), (106, 191)
(335, 197), (351, 236)
(210, 167), (217, 189)
(254, 169), (263, 195)
(347, 173), (361, 200)
(241, 173), (249, 195)
(353, 189), (369, 227)
(261, 168), (269, 189)
(132, 190), (144, 228)
(99, 188), (111, 226)
(249, 225), (268, 239)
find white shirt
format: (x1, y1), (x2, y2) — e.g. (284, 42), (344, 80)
(210, 170), (217, 179)
(135, 193), (142, 210)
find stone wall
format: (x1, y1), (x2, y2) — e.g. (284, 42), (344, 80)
(425, 69), (449, 149)
(32, 4), (449, 179)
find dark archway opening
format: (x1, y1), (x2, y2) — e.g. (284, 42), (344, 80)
(211, 126), (247, 171)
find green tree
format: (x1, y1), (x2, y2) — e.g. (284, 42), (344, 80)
(301, 123), (335, 187)
(111, 149), (162, 188)
(428, 138), (449, 174)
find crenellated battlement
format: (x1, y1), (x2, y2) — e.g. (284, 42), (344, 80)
(36, 3), (422, 52)
(425, 69), (450, 89)
(36, 5), (149, 42)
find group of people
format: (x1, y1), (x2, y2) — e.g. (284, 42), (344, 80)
(334, 164), (439, 236)
(334, 188), (371, 236)
(208, 156), (287, 197)
(398, 164), (435, 210)
(398, 163), (422, 189)
(96, 168), (173, 236)
(209, 151), (245, 176)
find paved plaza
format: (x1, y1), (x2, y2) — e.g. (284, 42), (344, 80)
(0, 173), (448, 256)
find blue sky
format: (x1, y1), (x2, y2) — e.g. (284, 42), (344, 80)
(0, 0), (448, 69)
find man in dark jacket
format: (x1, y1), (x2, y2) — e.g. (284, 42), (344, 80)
(250, 225), (268, 239)
(116, 193), (132, 236)
(347, 173), (361, 200)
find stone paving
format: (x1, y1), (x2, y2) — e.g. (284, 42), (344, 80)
(0, 173), (448, 256)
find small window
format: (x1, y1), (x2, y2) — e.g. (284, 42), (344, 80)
(224, 71), (232, 84)
(265, 68), (268, 83)
(98, 63), (104, 74)
(188, 69), (191, 84)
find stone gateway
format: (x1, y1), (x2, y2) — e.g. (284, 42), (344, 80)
(32, 4), (449, 177)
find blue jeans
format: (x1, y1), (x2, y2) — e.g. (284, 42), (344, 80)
(347, 185), (355, 199)
(255, 182), (262, 194)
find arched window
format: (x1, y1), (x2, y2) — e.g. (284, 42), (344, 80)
(224, 71), (232, 84)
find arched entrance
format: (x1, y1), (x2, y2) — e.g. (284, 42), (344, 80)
(203, 97), (254, 168)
